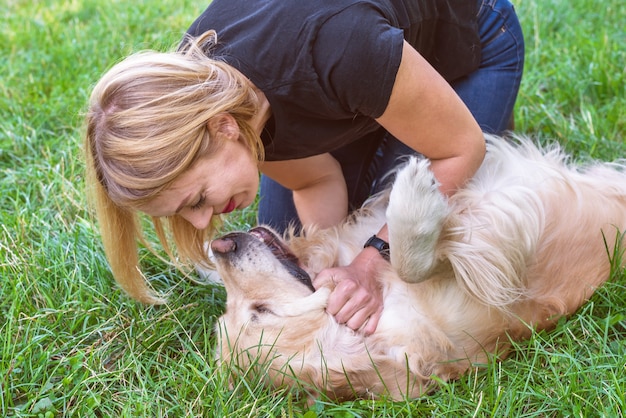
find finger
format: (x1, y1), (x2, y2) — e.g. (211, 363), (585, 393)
(327, 280), (362, 319)
(344, 307), (372, 331)
(325, 284), (352, 316)
(334, 295), (375, 325)
(312, 269), (337, 290)
(362, 308), (383, 336)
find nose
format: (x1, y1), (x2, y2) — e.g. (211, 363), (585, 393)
(179, 207), (214, 230)
(210, 233), (239, 254)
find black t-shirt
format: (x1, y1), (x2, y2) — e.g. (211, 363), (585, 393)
(186, 0), (480, 161)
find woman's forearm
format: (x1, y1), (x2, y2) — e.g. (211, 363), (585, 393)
(293, 175), (348, 229)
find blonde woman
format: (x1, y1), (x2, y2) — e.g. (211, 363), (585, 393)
(85, 0), (524, 334)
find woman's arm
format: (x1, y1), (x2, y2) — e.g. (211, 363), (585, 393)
(262, 153), (387, 334)
(376, 41), (485, 196)
(315, 41), (486, 335)
(260, 152), (349, 229)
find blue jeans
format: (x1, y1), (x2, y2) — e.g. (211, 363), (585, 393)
(259, 0), (525, 234)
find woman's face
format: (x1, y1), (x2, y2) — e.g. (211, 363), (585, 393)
(139, 135), (259, 230)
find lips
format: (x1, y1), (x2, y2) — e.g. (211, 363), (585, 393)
(211, 226), (315, 292)
(221, 198), (236, 214)
(248, 226), (315, 292)
(249, 226), (298, 264)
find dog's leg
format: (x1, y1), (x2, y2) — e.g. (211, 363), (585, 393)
(386, 157), (448, 282)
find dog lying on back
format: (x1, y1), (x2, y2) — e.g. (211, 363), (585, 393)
(209, 135), (626, 401)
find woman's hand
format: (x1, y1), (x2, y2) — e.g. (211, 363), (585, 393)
(313, 246), (386, 335)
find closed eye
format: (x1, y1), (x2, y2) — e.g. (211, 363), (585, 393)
(252, 303), (273, 315)
(250, 303), (274, 323)
(190, 194), (206, 210)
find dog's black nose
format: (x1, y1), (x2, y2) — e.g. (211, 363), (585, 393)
(210, 236), (237, 254)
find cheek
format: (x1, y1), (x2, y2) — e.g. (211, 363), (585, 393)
(245, 164), (260, 192)
(251, 170), (260, 190)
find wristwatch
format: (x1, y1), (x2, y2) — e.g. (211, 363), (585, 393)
(363, 235), (390, 261)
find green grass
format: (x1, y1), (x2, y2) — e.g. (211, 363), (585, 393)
(1, 0), (624, 416)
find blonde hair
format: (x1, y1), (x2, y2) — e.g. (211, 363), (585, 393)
(84, 31), (263, 303)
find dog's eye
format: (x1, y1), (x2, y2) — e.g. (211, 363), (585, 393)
(252, 303), (273, 315)
(250, 303), (273, 322)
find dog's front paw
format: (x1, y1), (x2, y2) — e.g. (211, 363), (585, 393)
(386, 157), (448, 282)
(387, 157), (445, 231)
(391, 157), (439, 201)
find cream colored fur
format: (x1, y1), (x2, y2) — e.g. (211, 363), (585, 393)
(212, 135), (626, 401)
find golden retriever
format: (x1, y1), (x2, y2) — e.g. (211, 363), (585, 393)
(209, 135), (626, 401)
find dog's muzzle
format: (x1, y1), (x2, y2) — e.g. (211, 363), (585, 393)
(211, 227), (315, 292)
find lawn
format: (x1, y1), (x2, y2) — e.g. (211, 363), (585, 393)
(1, 0), (625, 416)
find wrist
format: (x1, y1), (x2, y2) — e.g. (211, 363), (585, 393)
(363, 235), (390, 261)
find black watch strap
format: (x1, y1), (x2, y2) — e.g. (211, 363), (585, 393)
(363, 235), (390, 261)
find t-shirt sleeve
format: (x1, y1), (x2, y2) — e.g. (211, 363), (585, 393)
(311, 3), (405, 119)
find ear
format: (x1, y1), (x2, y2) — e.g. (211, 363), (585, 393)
(280, 287), (331, 316)
(207, 113), (239, 141)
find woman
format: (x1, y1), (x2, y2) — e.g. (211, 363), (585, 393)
(85, 0), (524, 334)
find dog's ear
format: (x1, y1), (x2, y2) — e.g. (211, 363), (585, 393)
(279, 287), (331, 316)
